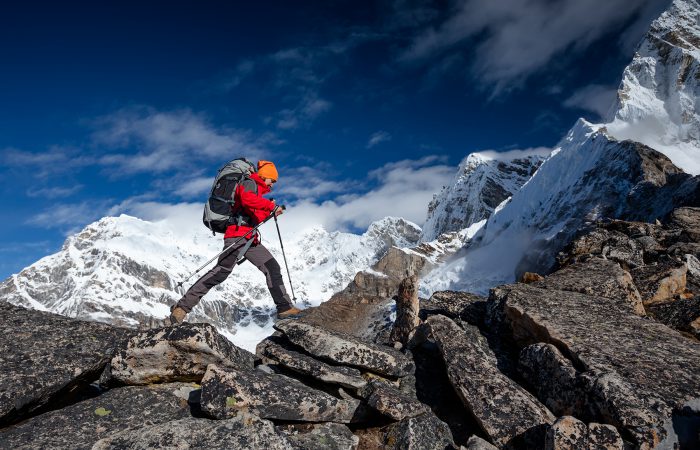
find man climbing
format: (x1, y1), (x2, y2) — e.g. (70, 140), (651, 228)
(169, 160), (303, 324)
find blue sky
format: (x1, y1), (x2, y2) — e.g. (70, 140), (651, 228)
(0, 0), (671, 278)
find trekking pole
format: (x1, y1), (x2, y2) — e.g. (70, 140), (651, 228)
(176, 211), (277, 294)
(273, 205), (297, 302)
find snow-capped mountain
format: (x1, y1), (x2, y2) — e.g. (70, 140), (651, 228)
(420, 150), (547, 242)
(422, 0), (700, 296)
(608, 0), (700, 175)
(0, 214), (420, 351)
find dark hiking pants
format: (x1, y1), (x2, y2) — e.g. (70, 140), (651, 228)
(176, 237), (294, 314)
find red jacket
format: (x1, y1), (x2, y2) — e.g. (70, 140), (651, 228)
(224, 173), (275, 241)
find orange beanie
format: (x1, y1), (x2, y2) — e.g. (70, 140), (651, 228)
(257, 160), (279, 181)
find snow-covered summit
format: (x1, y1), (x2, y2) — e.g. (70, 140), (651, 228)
(608, 0), (700, 174)
(420, 149), (547, 242)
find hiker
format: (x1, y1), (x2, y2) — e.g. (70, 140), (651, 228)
(169, 160), (302, 324)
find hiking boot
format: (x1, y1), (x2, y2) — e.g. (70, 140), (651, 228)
(277, 306), (303, 319)
(168, 306), (187, 325)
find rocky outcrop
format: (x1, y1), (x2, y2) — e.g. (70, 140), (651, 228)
(426, 314), (555, 448)
(279, 423), (359, 450)
(419, 290), (487, 326)
(557, 209), (700, 335)
(200, 364), (362, 423)
(92, 413), (294, 450)
(107, 323), (255, 385)
(383, 412), (456, 450)
(274, 319), (414, 378)
(533, 258), (644, 314)
(493, 282), (700, 448)
(256, 335), (367, 391)
(0, 301), (132, 426)
(544, 416), (624, 450)
(367, 381), (430, 421)
(0, 382), (196, 448)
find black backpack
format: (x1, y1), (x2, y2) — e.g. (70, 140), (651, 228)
(202, 158), (256, 234)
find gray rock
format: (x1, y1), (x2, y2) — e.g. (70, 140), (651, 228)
(366, 381), (429, 421)
(545, 416), (588, 450)
(0, 301), (133, 426)
(646, 297), (700, 339)
(274, 320), (414, 378)
(257, 336), (367, 390)
(92, 412), (293, 450)
(0, 383), (195, 449)
(670, 207), (700, 242)
(426, 314), (555, 448)
(200, 364), (361, 423)
(560, 229), (645, 269)
(494, 283), (700, 448)
(383, 412), (455, 450)
(420, 290), (487, 326)
(278, 423), (359, 450)
(466, 435), (498, 449)
(533, 258), (644, 315)
(630, 259), (687, 305)
(587, 422), (624, 450)
(518, 343), (586, 417)
(109, 323), (255, 385)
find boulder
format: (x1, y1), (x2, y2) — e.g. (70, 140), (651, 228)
(108, 323), (255, 385)
(256, 335), (367, 390)
(278, 423), (359, 450)
(532, 258), (644, 315)
(518, 343), (585, 417)
(383, 412), (455, 450)
(426, 314), (555, 448)
(559, 229), (644, 269)
(366, 380), (429, 421)
(588, 423), (624, 450)
(645, 297), (700, 339)
(630, 259), (687, 305)
(493, 283), (700, 448)
(419, 290), (487, 326)
(274, 320), (414, 378)
(466, 435), (498, 449)
(545, 416), (588, 450)
(0, 382), (196, 448)
(670, 207), (700, 242)
(200, 364), (361, 423)
(92, 412), (293, 450)
(0, 301), (132, 426)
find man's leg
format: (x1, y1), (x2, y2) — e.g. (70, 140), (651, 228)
(174, 238), (243, 317)
(244, 243), (295, 314)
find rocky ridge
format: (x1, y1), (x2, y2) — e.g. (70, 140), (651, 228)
(1, 207), (697, 449)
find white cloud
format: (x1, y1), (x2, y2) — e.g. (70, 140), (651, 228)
(4, 146), (96, 177)
(93, 107), (270, 175)
(26, 185), (83, 199)
(90, 156), (456, 241)
(275, 164), (355, 201)
(398, 0), (669, 92)
(563, 84), (618, 119)
(276, 92), (332, 130)
(173, 177), (213, 198)
(475, 146), (553, 161)
(27, 202), (102, 230)
(366, 131), (392, 148)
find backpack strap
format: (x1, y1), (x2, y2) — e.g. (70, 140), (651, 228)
(230, 176), (258, 227)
